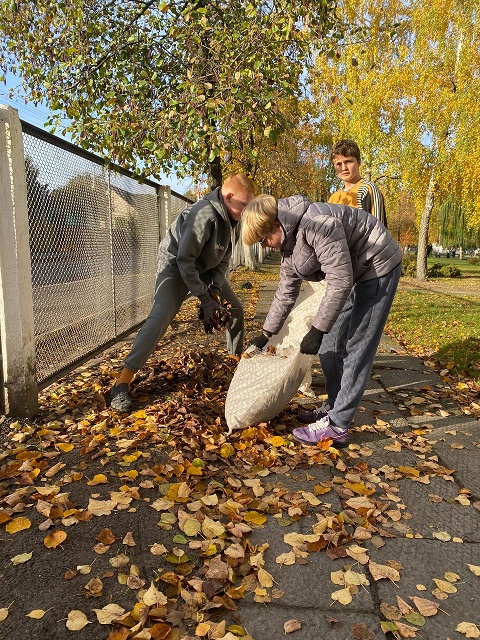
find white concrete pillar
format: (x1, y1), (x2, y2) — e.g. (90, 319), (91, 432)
(157, 185), (171, 242)
(0, 105), (38, 416)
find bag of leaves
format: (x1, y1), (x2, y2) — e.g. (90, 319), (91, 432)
(225, 281), (326, 433)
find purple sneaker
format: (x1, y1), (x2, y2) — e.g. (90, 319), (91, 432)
(292, 415), (349, 446)
(297, 402), (330, 424)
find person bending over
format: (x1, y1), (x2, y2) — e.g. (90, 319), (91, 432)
(110, 173), (255, 412)
(242, 193), (401, 446)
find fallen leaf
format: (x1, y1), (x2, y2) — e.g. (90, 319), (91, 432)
(122, 531), (136, 546)
(6, 517), (31, 534)
(26, 609), (47, 619)
(467, 564), (480, 576)
(244, 511), (267, 525)
(66, 610), (90, 631)
(432, 578), (457, 594)
(284, 619), (302, 633)
(331, 586), (353, 605)
(11, 552), (33, 565)
(44, 530), (67, 549)
(93, 603), (125, 625)
(142, 581), (168, 606)
(369, 560), (400, 583)
(433, 531), (451, 542)
(395, 620), (418, 637)
(456, 622), (480, 638)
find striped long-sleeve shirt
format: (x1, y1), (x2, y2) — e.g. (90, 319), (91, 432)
(328, 179), (387, 227)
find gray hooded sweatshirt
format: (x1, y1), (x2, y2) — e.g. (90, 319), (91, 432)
(263, 196), (403, 335)
(156, 188), (238, 304)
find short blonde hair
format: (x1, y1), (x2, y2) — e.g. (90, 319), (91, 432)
(222, 173), (255, 194)
(241, 194), (278, 246)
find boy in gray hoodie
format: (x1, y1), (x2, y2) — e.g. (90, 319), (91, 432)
(111, 173), (255, 412)
(242, 193), (402, 446)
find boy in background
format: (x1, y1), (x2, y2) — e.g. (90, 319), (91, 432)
(328, 139), (387, 227)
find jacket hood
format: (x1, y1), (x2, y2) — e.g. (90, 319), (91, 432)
(277, 195), (312, 252)
(204, 187), (231, 225)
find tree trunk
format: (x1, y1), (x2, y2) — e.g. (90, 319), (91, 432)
(416, 170), (436, 281)
(208, 154), (222, 191)
(243, 241), (259, 270)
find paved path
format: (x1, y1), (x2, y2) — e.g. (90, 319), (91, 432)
(241, 281), (480, 640)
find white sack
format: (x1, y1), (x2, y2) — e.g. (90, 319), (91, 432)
(225, 281), (326, 433)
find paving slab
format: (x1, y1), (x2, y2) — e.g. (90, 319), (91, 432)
(387, 476), (480, 542)
(428, 422), (480, 496)
(370, 538), (480, 640)
(238, 604), (382, 640)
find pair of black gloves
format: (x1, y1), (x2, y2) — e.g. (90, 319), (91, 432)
(248, 326), (324, 355)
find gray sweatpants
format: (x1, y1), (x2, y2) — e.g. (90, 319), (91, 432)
(319, 263), (401, 430)
(124, 270), (244, 372)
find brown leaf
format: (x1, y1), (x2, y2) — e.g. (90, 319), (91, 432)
(368, 560), (400, 583)
(411, 596), (439, 616)
(97, 528), (115, 545)
(284, 619), (302, 633)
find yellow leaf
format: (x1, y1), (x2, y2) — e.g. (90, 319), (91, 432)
(26, 609), (47, 619)
(456, 622), (480, 638)
(266, 436), (286, 447)
(44, 529), (67, 548)
(66, 610), (90, 631)
(467, 564), (480, 577)
(432, 578), (457, 594)
(186, 465), (203, 476)
(87, 473), (108, 485)
(6, 517), (31, 534)
(11, 551), (33, 567)
(220, 443), (235, 458)
(257, 568), (274, 587)
(244, 511), (267, 525)
(331, 586), (352, 605)
(181, 518), (201, 537)
(345, 481), (376, 496)
(122, 451), (142, 463)
(201, 516), (226, 539)
(57, 443), (74, 452)
(119, 469), (138, 480)
(0, 605), (12, 622)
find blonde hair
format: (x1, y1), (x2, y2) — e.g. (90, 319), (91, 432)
(241, 194), (278, 246)
(222, 173), (255, 194)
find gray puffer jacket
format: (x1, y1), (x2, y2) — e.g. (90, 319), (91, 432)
(263, 196), (403, 335)
(157, 188), (237, 304)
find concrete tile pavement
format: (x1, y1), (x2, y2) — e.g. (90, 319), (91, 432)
(236, 280), (480, 640)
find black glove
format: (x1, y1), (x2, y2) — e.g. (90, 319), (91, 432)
(247, 331), (272, 350)
(300, 326), (324, 355)
(200, 296), (225, 325)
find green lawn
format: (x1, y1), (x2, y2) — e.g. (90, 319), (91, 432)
(387, 274), (480, 379)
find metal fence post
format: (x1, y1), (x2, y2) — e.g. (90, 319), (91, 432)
(158, 185), (171, 242)
(0, 105), (38, 416)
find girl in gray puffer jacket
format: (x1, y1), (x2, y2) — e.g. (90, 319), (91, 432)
(242, 194), (403, 446)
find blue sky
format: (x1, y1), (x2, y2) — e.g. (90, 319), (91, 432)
(0, 71), (191, 195)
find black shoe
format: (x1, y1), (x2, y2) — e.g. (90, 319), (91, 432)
(110, 383), (133, 412)
(297, 403), (329, 424)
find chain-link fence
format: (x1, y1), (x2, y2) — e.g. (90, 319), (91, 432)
(21, 121), (192, 385)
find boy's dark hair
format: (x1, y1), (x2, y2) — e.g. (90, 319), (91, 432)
(330, 140), (361, 163)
